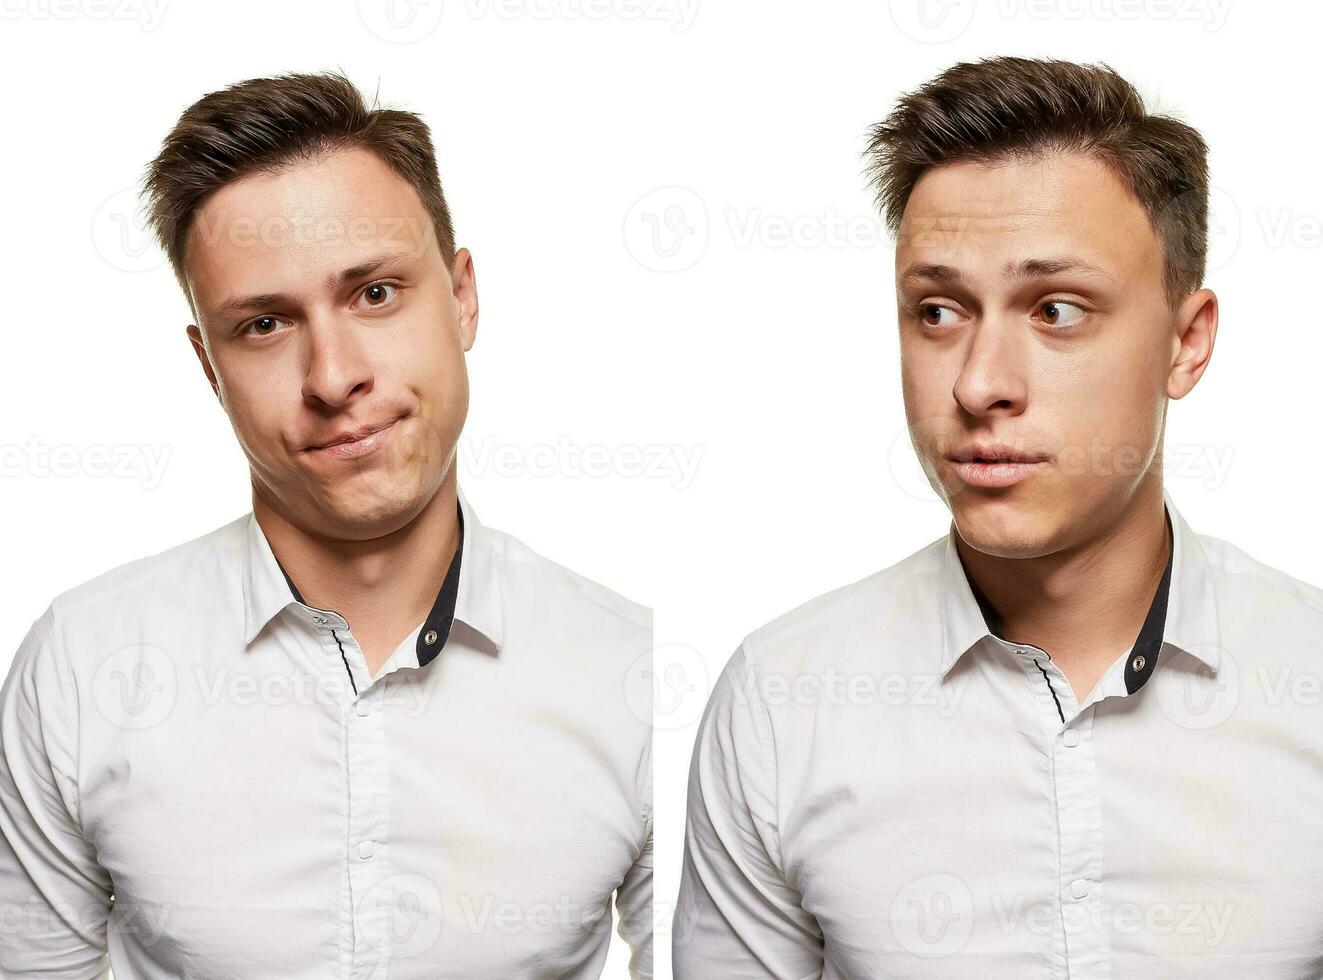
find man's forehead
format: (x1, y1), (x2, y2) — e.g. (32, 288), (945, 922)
(895, 153), (1158, 275)
(185, 148), (434, 314)
(196, 148), (422, 233)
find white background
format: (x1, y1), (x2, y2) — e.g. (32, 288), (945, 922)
(2, 2), (1321, 978)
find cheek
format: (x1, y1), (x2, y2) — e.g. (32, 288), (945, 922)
(899, 341), (948, 412)
(398, 341), (469, 439)
(900, 350), (968, 469)
(416, 341), (466, 398)
(1048, 353), (1165, 479)
(216, 365), (292, 458)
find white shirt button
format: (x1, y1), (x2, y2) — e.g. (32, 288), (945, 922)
(357, 840), (376, 860)
(311, 614), (327, 626)
(1062, 729), (1080, 747)
(354, 700), (370, 717)
(1070, 877), (1090, 899)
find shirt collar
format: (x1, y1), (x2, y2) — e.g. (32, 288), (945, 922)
(936, 488), (1221, 688)
(453, 484), (505, 653)
(241, 483), (505, 656)
(242, 508), (298, 647)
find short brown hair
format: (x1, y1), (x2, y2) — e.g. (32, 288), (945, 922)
(864, 56), (1209, 309)
(141, 69), (456, 314)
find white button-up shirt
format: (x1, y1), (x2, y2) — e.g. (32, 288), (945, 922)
(0, 487), (653, 979)
(675, 490), (1323, 979)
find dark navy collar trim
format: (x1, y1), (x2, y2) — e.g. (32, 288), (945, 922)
(417, 507), (464, 668)
(1123, 507), (1174, 694)
(278, 560), (305, 605)
(974, 505), (1175, 695)
(273, 502), (465, 669)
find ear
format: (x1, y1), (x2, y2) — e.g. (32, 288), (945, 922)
(187, 324), (224, 405)
(1167, 287), (1217, 400)
(449, 247), (479, 352)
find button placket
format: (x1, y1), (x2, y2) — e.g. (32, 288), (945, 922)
(1052, 708), (1109, 978)
(1007, 642), (1074, 729)
(1002, 638), (1109, 975)
(346, 667), (392, 977)
(298, 610), (358, 703)
(320, 618), (365, 697)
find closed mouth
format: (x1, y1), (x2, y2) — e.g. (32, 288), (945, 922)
(946, 447), (1049, 465)
(308, 417), (399, 452)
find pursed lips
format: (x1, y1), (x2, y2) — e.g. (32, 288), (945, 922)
(305, 416), (401, 458)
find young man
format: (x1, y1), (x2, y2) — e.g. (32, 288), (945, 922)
(0, 72), (652, 979)
(674, 57), (1323, 978)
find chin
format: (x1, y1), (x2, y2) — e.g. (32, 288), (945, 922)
(947, 490), (1062, 560)
(313, 479), (432, 537)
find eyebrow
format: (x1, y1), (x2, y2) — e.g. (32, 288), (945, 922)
(211, 250), (416, 319)
(898, 256), (1113, 289)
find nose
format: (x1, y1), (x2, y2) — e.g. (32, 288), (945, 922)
(300, 312), (374, 409)
(950, 316), (1027, 419)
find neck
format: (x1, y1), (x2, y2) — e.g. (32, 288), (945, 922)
(954, 479), (1171, 687)
(251, 471), (461, 642)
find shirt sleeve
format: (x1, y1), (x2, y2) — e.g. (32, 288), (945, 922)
(673, 642), (824, 980)
(0, 603), (113, 978)
(614, 729), (653, 979)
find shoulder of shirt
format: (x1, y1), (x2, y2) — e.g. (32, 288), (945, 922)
(479, 522), (652, 633)
(737, 535), (946, 671)
(44, 514), (249, 622)
(1195, 528), (1323, 620)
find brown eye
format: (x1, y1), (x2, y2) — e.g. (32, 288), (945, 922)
(919, 304), (958, 327)
(1040, 300), (1086, 328)
(361, 282), (397, 307)
(246, 316), (280, 337)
